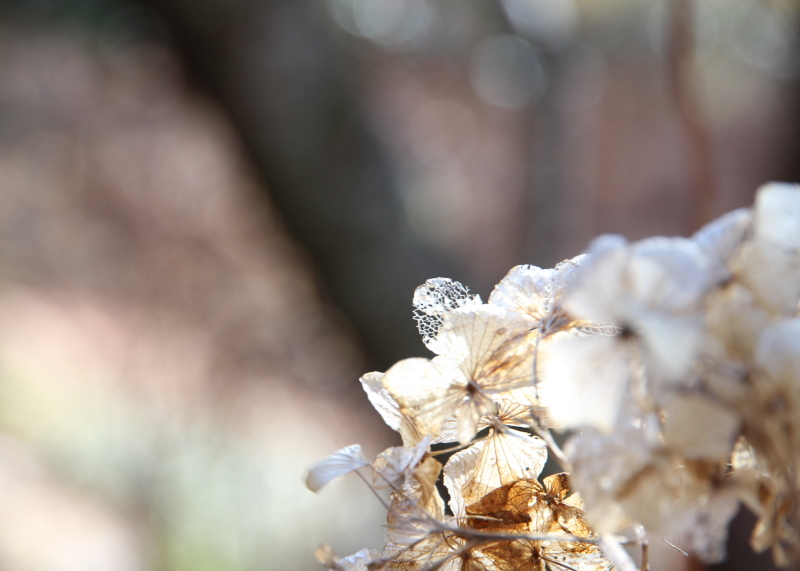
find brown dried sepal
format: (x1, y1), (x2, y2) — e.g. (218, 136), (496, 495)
(463, 474), (589, 535)
(465, 479), (538, 533)
(536, 473), (590, 538)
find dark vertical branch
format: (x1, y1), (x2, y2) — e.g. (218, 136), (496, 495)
(667, 0), (718, 232)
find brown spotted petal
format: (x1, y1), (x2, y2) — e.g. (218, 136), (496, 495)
(465, 479), (540, 533)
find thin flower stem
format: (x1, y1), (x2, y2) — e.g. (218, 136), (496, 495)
(369, 466), (401, 493)
(531, 420), (572, 473)
(642, 537), (650, 571)
(532, 329), (542, 402)
(598, 534), (641, 571)
(663, 538), (689, 556)
(433, 520), (597, 545)
(355, 469), (392, 511)
(427, 440), (477, 457)
(416, 540), (480, 571)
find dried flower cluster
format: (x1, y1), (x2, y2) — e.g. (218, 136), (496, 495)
(306, 182), (800, 570)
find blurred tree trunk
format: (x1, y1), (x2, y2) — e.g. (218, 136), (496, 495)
(133, 0), (459, 370)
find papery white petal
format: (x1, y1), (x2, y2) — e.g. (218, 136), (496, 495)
(564, 425), (657, 533)
(662, 394), (740, 460)
(692, 207), (752, 271)
(752, 182), (800, 249)
(666, 489), (740, 564)
(756, 318), (800, 393)
(567, 234), (714, 324)
(540, 335), (630, 432)
(637, 312), (703, 381)
(706, 283), (769, 364)
(738, 183), (800, 315)
(305, 444), (370, 492)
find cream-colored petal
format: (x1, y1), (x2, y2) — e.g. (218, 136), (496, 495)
(383, 358), (467, 437)
(437, 305), (533, 391)
(360, 371), (425, 446)
(488, 264), (555, 326)
(661, 394), (740, 460)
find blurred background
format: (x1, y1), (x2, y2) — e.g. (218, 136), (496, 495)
(0, 0), (797, 570)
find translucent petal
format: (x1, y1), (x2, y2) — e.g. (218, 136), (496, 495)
(305, 444), (370, 492)
(488, 264), (556, 326)
(661, 394), (740, 460)
(465, 479), (542, 533)
(383, 357), (467, 437)
(413, 278), (481, 353)
(360, 371), (425, 446)
(666, 489), (740, 564)
(444, 429), (547, 517)
(384, 480), (443, 553)
(455, 394), (497, 445)
(373, 437), (432, 489)
(437, 305), (536, 392)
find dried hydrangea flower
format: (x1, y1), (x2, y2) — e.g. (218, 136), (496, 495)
(306, 182), (800, 570)
(383, 305), (535, 444)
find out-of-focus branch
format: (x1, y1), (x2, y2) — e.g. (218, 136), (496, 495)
(667, 0), (718, 232)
